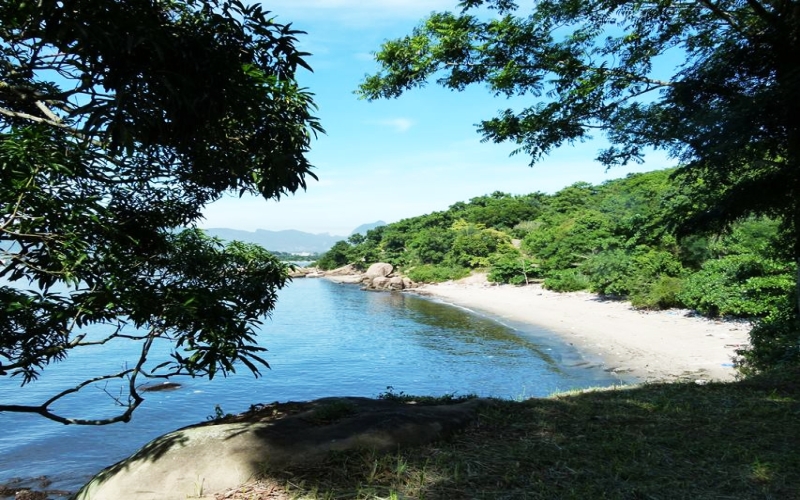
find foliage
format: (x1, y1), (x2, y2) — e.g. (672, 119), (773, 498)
(679, 255), (794, 317)
(522, 209), (615, 272)
(377, 385), (476, 404)
(737, 299), (800, 375)
(0, 0), (322, 424)
(582, 248), (684, 298)
(629, 275), (684, 310)
(359, 0), (800, 370)
(542, 269), (590, 292)
(487, 252), (539, 285)
(316, 241), (353, 270)
(407, 228), (455, 265)
(269, 251), (323, 262)
(450, 221), (512, 268)
(450, 191), (544, 230)
(315, 192), (538, 279)
(405, 264), (470, 284)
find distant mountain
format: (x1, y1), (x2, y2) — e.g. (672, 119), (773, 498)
(203, 228), (344, 254)
(350, 220), (386, 236)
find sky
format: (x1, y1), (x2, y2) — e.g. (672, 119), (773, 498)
(198, 0), (675, 237)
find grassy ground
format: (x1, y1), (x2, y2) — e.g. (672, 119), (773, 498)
(235, 370), (800, 500)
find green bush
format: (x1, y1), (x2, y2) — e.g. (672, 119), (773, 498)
(679, 255), (793, 317)
(488, 253), (540, 285)
(451, 225), (510, 268)
(629, 275), (685, 310)
(316, 240), (353, 270)
(581, 249), (635, 296)
(737, 297), (800, 375)
(522, 210), (615, 271)
(543, 269), (590, 292)
(581, 248), (684, 304)
(405, 264), (470, 283)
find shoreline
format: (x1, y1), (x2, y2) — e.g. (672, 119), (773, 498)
(410, 275), (752, 383)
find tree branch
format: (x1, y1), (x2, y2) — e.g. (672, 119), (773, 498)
(695, 0), (749, 35)
(743, 0), (779, 24)
(0, 334), (159, 425)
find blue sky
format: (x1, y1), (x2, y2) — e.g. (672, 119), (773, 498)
(199, 0), (674, 236)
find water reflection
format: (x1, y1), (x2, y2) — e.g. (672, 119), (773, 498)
(369, 290), (561, 369)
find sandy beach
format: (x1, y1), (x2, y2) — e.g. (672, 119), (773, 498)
(413, 274), (752, 383)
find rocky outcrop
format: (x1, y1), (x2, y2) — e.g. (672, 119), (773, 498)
(322, 263), (417, 291)
(288, 266), (324, 278)
(364, 262), (393, 279)
(74, 397), (488, 500)
(322, 264), (360, 276)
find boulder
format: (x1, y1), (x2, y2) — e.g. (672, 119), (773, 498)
(325, 274), (364, 285)
(365, 262), (393, 279)
(74, 397), (487, 500)
(370, 276), (391, 289)
(324, 264), (360, 276)
(388, 276), (405, 290)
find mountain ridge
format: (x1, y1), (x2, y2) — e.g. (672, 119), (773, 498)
(202, 221), (386, 253)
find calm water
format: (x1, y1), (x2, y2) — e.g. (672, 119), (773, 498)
(0, 279), (622, 493)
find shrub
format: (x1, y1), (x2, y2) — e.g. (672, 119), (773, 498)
(451, 225), (511, 268)
(581, 248), (684, 304)
(543, 269), (590, 292)
(405, 264), (470, 283)
(736, 297), (800, 375)
(629, 275), (685, 310)
(581, 249), (635, 296)
(488, 253), (540, 285)
(316, 240), (353, 270)
(679, 255), (793, 317)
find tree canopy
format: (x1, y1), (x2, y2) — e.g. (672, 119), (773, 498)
(359, 0), (800, 308)
(0, 0), (322, 424)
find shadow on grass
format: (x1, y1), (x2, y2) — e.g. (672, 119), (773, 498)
(267, 370), (800, 499)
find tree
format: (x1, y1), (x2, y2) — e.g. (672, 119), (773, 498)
(0, 0), (323, 424)
(359, 0), (800, 314)
(316, 240), (353, 270)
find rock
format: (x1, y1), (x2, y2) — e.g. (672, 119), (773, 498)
(365, 262), (393, 279)
(388, 276), (405, 290)
(289, 267), (325, 278)
(370, 276), (391, 289)
(321, 262), (415, 291)
(325, 274), (363, 285)
(324, 264), (360, 276)
(15, 491), (47, 500)
(74, 397), (487, 500)
(139, 382), (181, 392)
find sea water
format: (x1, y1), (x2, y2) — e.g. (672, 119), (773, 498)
(0, 278), (622, 493)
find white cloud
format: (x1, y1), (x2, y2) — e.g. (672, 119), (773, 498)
(375, 117), (414, 132)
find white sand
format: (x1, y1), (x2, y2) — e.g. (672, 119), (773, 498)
(414, 274), (752, 383)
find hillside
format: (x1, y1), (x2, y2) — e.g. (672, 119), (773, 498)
(202, 228), (345, 254)
(315, 169), (797, 374)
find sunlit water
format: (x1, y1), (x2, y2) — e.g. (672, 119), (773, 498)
(0, 278), (624, 493)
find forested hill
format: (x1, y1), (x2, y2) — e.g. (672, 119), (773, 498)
(317, 169), (794, 372)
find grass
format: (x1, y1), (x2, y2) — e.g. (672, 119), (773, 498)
(257, 369), (800, 500)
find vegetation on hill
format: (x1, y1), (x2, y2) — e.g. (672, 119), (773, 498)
(316, 169), (796, 373)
